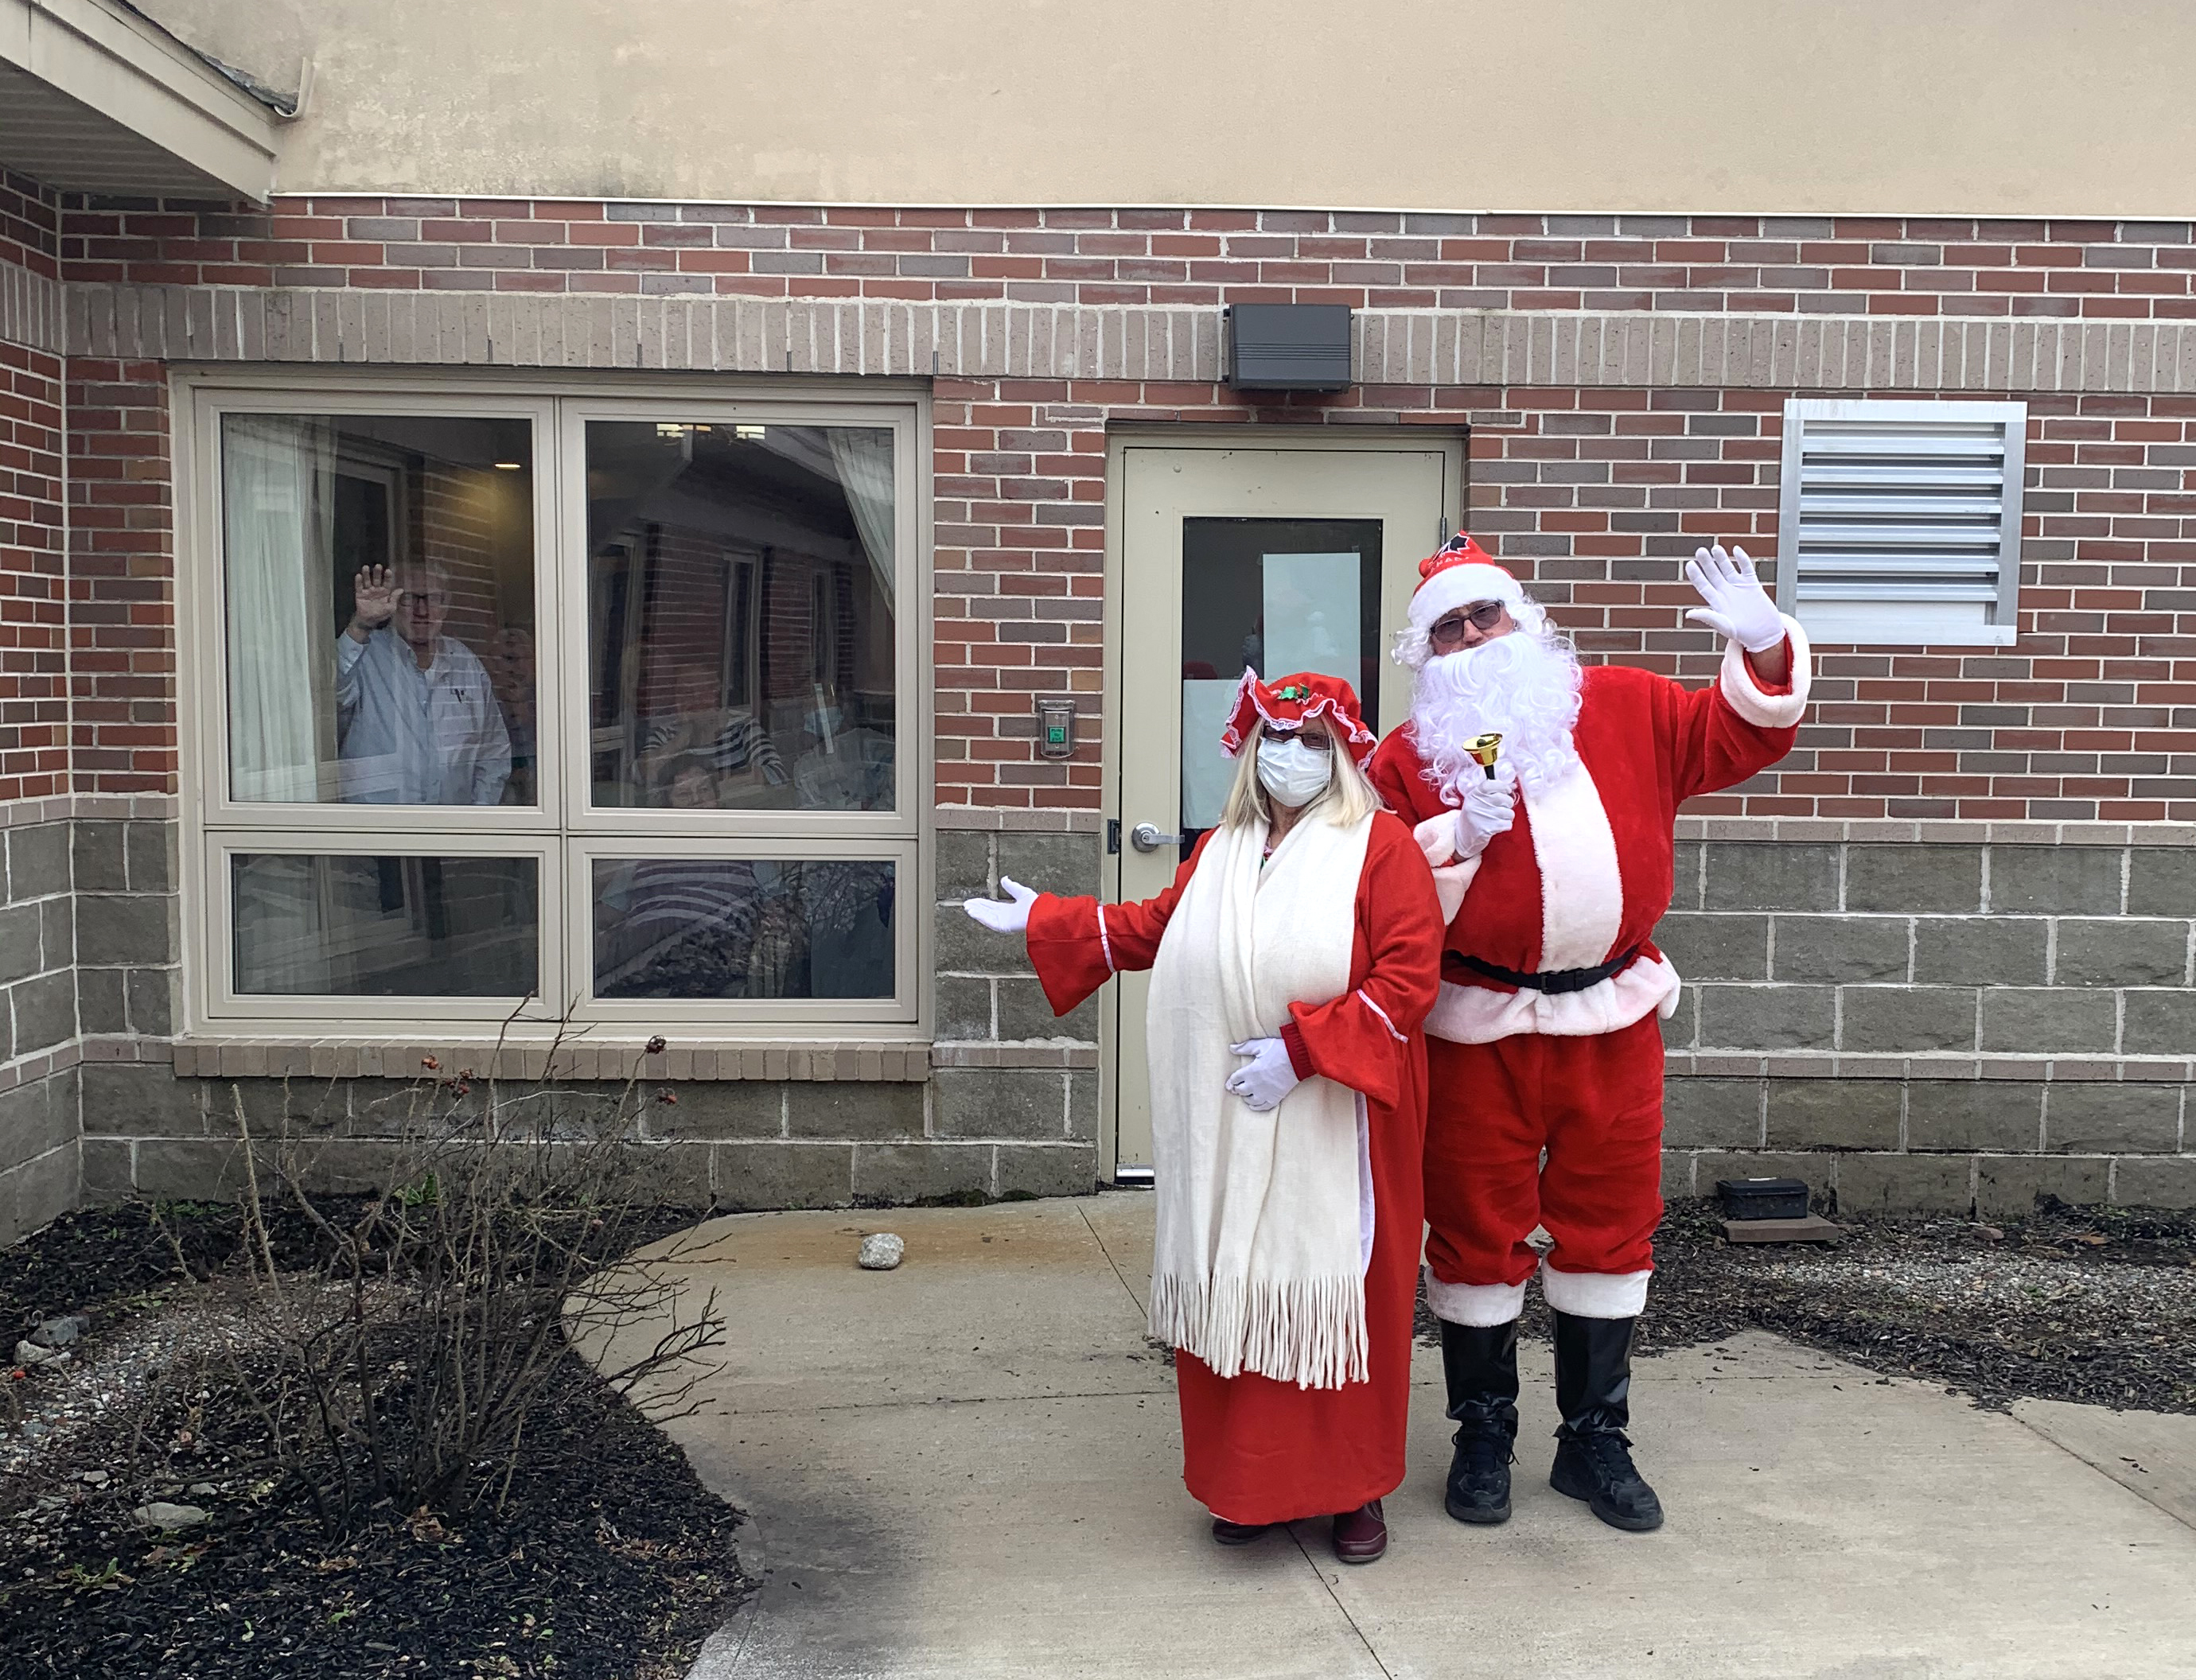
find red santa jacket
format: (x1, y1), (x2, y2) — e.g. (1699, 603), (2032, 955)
(1367, 631), (1809, 1044)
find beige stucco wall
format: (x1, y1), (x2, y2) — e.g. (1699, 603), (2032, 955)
(145, 0), (2196, 214)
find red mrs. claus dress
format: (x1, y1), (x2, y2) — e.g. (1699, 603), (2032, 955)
(1022, 813), (1443, 1523)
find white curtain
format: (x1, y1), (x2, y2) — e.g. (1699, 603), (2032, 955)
(223, 415), (338, 802)
(828, 428), (897, 612)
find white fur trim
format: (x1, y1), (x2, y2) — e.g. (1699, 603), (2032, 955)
(1408, 562), (1524, 631)
(1096, 903), (1116, 973)
(1524, 758), (1625, 972)
(1540, 1263), (1651, 1320)
(1357, 1093), (1375, 1275)
(1357, 989), (1406, 1044)
(1425, 953), (1682, 1043)
(1717, 615), (1812, 729)
(1425, 1268), (1528, 1327)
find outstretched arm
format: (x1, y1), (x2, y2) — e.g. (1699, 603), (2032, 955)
(964, 835), (1213, 1017)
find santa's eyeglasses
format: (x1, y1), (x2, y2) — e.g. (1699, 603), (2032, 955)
(1427, 601), (1509, 649)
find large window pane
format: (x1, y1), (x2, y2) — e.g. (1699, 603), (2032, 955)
(593, 858), (894, 1000)
(232, 854), (538, 996)
(585, 422), (895, 812)
(222, 414), (538, 807)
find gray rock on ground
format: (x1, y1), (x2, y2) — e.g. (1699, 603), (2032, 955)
(858, 1232), (906, 1270)
(29, 1316), (87, 1348)
(132, 1503), (208, 1530)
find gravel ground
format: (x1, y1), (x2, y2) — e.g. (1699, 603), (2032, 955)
(0, 1202), (747, 1679)
(1419, 1196), (2196, 1415)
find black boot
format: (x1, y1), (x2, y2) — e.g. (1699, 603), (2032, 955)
(1439, 1319), (1519, 1525)
(1548, 1310), (1664, 1533)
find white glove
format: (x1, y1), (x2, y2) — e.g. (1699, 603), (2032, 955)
(1225, 1036), (1301, 1112)
(1412, 811), (1460, 869)
(1453, 760), (1519, 859)
(963, 875), (1038, 934)
(1685, 543), (1785, 653)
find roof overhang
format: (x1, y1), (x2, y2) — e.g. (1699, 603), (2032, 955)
(0, 0), (281, 202)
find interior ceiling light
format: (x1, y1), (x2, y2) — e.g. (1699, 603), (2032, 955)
(734, 424), (767, 441)
(493, 461), (524, 470)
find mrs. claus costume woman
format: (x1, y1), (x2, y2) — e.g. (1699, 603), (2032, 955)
(964, 672), (1443, 1565)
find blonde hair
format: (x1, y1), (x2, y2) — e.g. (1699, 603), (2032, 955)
(1218, 718), (1381, 831)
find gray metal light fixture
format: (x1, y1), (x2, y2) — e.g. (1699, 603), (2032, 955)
(1225, 304), (1353, 391)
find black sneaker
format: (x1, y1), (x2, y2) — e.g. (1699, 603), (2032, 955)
(1445, 1414), (1517, 1524)
(1549, 1425), (1665, 1532)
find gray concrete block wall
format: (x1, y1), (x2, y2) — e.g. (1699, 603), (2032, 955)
(35, 817), (2194, 1225)
(929, 821), (1105, 1196)
(0, 820), (82, 1242)
(79, 1061), (1102, 1211)
(1658, 837), (2196, 1214)
(1661, 843), (2196, 1059)
(70, 818), (181, 1043)
(77, 1054), (1107, 1211)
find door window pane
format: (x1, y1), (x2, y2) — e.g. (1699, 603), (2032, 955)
(222, 414), (537, 808)
(232, 854), (538, 996)
(592, 858), (894, 1000)
(585, 422), (896, 812)
(1178, 518), (1381, 840)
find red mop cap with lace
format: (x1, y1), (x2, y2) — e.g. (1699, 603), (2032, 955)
(1408, 532), (1525, 631)
(1219, 668), (1378, 764)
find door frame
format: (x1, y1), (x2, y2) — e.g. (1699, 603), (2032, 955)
(1096, 426), (1468, 1180)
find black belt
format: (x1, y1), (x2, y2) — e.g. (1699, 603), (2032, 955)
(1456, 946), (1641, 996)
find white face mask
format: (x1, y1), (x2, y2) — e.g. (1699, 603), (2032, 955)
(1256, 735), (1334, 808)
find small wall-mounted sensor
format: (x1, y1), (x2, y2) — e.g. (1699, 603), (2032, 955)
(1035, 698), (1077, 759)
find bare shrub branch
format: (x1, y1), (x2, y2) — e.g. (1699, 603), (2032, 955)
(201, 1027), (724, 1532)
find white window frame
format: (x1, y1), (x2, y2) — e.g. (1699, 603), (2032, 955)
(173, 371), (931, 1043)
(1774, 398), (2027, 648)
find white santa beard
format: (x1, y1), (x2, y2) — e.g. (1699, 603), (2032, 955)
(1410, 632), (1584, 800)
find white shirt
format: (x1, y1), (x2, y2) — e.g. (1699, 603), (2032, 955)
(334, 627), (513, 805)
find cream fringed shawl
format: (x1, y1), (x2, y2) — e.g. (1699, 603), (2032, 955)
(1145, 811), (1374, 1390)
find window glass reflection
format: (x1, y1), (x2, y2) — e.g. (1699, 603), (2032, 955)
(232, 854), (538, 996)
(593, 858), (894, 1000)
(586, 423), (895, 812)
(222, 414), (538, 807)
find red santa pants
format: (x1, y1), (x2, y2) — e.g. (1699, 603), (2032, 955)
(1423, 1013), (1665, 1324)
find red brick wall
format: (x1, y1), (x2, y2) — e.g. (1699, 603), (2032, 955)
(1, 169), (59, 282)
(1466, 387), (2195, 822)
(29, 197), (2196, 817)
(0, 172), (64, 802)
(0, 336), (64, 802)
(54, 199), (2196, 318)
(66, 358), (173, 794)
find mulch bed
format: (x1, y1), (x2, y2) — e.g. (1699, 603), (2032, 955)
(0, 1203), (747, 1679)
(1418, 1196), (2196, 1415)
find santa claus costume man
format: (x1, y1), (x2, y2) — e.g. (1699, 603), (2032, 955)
(1366, 535), (1809, 1534)
(965, 674), (1443, 1564)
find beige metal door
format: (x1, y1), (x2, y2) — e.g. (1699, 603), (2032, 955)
(1103, 436), (1463, 1178)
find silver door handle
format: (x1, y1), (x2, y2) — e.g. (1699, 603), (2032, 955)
(1129, 822), (1184, 852)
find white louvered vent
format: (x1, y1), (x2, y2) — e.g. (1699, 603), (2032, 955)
(1775, 399), (2027, 646)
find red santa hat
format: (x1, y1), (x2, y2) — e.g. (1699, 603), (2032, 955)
(1408, 533), (1526, 633)
(1219, 668), (1377, 764)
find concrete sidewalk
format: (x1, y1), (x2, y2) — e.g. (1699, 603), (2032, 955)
(593, 1196), (2196, 1680)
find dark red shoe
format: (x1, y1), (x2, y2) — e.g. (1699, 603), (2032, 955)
(1210, 1516), (1270, 1546)
(1331, 1499), (1387, 1565)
